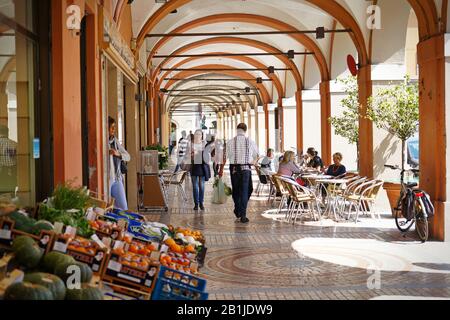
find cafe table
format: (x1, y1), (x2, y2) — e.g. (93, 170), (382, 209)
(315, 178), (348, 221)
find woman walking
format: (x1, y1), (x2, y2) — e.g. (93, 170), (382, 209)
(108, 116), (130, 210)
(186, 129), (214, 211)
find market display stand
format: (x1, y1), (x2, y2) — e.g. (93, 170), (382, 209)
(137, 173), (168, 213)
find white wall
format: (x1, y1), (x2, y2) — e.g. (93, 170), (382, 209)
(302, 90), (321, 155)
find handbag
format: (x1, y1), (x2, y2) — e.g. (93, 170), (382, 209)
(120, 161), (128, 174)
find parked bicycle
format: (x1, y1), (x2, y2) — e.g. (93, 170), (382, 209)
(384, 164), (434, 242)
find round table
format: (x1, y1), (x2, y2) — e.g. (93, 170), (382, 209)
(316, 178), (348, 221)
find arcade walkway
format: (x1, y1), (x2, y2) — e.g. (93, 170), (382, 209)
(144, 164), (450, 300)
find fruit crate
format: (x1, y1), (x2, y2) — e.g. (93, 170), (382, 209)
(0, 218), (55, 254)
(152, 266), (208, 301)
(101, 251), (160, 296)
(51, 234), (109, 274)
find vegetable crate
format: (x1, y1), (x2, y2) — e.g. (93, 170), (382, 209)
(152, 266), (208, 301)
(51, 234), (109, 275)
(101, 251), (159, 298)
(0, 218), (55, 254)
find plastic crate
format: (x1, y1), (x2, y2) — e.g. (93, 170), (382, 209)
(152, 266), (208, 301)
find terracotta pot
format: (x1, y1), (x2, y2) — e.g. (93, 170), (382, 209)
(383, 182), (401, 217)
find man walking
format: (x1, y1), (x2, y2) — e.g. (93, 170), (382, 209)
(174, 130), (189, 172)
(226, 123), (259, 223)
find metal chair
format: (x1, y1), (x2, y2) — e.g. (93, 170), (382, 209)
(342, 180), (378, 222)
(271, 175), (290, 215)
(161, 170), (189, 202)
(254, 165), (271, 196)
(281, 177), (321, 224)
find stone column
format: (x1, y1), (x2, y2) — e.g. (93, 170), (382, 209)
(357, 65), (374, 178)
(295, 91), (303, 152)
(418, 34), (447, 241)
(320, 81), (332, 165)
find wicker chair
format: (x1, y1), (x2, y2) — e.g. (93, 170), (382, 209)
(161, 170), (189, 202)
(281, 177), (321, 224)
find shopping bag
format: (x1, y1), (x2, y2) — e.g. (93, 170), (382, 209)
(212, 177), (227, 204)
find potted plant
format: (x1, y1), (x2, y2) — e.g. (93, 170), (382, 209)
(329, 76), (360, 169)
(367, 76), (419, 215)
(145, 144), (169, 170)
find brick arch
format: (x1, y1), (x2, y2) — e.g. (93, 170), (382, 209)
(167, 87), (249, 107)
(162, 65), (271, 105)
(157, 54), (285, 99)
(167, 84), (257, 108)
(407, 0), (439, 40)
(145, 13), (329, 81)
(151, 37), (302, 92)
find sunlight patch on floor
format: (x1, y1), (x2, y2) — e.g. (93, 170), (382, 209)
(291, 238), (450, 273)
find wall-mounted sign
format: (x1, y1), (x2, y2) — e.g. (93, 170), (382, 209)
(33, 138), (40, 159)
(103, 18), (135, 70)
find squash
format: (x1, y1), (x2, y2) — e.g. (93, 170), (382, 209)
(13, 241), (44, 269)
(24, 273), (66, 300)
(65, 284), (103, 300)
(4, 282), (53, 300)
(54, 261), (93, 284)
(31, 220), (54, 235)
(40, 251), (75, 273)
(12, 235), (35, 251)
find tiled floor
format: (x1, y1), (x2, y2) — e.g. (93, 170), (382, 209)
(143, 167), (450, 300)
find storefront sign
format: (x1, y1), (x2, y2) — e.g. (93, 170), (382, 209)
(103, 18), (134, 70)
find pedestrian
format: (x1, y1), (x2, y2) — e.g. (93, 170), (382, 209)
(169, 130), (177, 155)
(174, 130), (188, 172)
(108, 116), (130, 210)
(0, 125), (17, 193)
(186, 129), (214, 211)
(226, 123), (259, 223)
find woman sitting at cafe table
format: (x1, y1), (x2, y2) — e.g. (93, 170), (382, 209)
(325, 152), (346, 177)
(277, 151), (302, 178)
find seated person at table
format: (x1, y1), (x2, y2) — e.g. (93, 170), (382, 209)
(259, 148), (275, 175)
(326, 152), (346, 177)
(277, 151), (302, 178)
(306, 147), (325, 171)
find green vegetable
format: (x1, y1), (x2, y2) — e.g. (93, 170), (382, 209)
(40, 251), (75, 273)
(31, 220), (54, 235)
(13, 238), (44, 269)
(52, 182), (91, 211)
(24, 273), (66, 300)
(12, 235), (35, 251)
(4, 282), (54, 300)
(54, 261), (93, 284)
(65, 284), (103, 300)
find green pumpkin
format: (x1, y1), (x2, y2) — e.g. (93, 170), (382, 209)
(31, 220), (54, 235)
(24, 273), (66, 300)
(54, 261), (93, 284)
(40, 251), (75, 273)
(12, 235), (35, 251)
(14, 242), (44, 269)
(65, 284), (103, 300)
(4, 282), (54, 300)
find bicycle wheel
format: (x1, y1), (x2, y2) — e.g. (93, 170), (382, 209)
(415, 200), (429, 242)
(394, 198), (414, 232)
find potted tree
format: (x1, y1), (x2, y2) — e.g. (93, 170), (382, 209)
(367, 76), (419, 215)
(329, 76), (360, 169)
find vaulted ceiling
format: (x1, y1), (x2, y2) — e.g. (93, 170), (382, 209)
(126, 0), (443, 112)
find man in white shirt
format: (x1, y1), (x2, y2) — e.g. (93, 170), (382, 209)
(226, 123), (259, 223)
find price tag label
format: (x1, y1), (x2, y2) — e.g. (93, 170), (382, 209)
(0, 229), (11, 239)
(159, 244), (168, 253)
(150, 251), (160, 261)
(108, 260), (122, 272)
(54, 241), (68, 252)
(91, 234), (106, 249)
